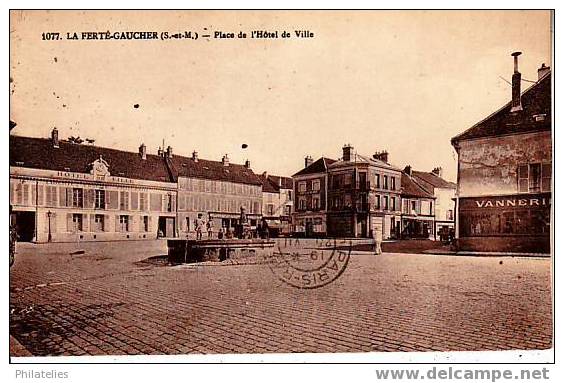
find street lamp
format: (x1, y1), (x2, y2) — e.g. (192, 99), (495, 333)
(47, 210), (52, 242)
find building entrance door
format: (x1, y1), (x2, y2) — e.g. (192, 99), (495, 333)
(14, 211), (35, 242)
(159, 217), (176, 238)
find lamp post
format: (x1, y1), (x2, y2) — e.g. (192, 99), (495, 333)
(47, 210), (52, 242)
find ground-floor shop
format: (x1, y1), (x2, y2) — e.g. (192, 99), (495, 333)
(10, 206), (175, 243)
(456, 192), (551, 253)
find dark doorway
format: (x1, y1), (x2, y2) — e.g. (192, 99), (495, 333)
(14, 211), (35, 242)
(158, 217), (176, 238)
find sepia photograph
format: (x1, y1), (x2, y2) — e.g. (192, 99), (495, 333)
(7, 8), (554, 369)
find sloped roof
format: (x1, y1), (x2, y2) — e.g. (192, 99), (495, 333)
(259, 174), (294, 193)
(169, 155), (263, 186)
(329, 153), (401, 171)
(267, 175), (293, 190)
(401, 173), (435, 199)
(451, 72), (551, 144)
(10, 135), (174, 183)
(10, 134), (264, 185)
(259, 175), (279, 193)
(412, 170), (456, 190)
(293, 157), (336, 177)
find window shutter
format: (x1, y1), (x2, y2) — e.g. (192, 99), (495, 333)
(148, 216), (153, 233)
(67, 188), (73, 207)
(50, 213), (57, 233)
(37, 185), (44, 206)
(131, 192), (138, 210)
(130, 215), (136, 232)
(82, 214), (89, 231)
(139, 216), (144, 232)
(171, 195), (176, 212)
(115, 215), (120, 232)
(90, 214), (96, 232)
(104, 214), (110, 232)
(67, 213), (73, 232)
(518, 165), (529, 192)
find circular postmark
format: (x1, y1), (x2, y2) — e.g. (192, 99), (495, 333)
(265, 238), (351, 289)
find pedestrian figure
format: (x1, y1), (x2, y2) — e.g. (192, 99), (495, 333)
(207, 218), (214, 239)
(195, 213), (205, 240)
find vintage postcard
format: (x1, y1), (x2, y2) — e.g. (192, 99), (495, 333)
(8, 9), (553, 368)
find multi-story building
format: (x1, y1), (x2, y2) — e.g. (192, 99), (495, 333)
(400, 167), (436, 239)
(10, 129), (178, 242)
(451, 54), (551, 254)
(10, 129), (265, 242)
(411, 167), (456, 238)
(326, 145), (402, 239)
(170, 153), (263, 238)
(259, 173), (293, 219)
(292, 156), (335, 237)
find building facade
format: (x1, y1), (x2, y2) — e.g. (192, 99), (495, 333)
(292, 156), (335, 237)
(411, 167), (456, 238)
(451, 56), (551, 254)
(400, 168), (436, 239)
(171, 154), (263, 238)
(326, 146), (402, 239)
(10, 131), (177, 242)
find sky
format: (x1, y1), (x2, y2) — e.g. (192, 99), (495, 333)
(9, 10), (552, 182)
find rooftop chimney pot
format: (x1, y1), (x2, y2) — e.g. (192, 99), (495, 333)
(166, 145), (173, 158)
(51, 127), (59, 148)
(222, 154), (230, 166)
(192, 150), (198, 162)
(342, 144), (353, 162)
(510, 52), (523, 113)
(139, 143), (147, 160)
(305, 155), (314, 168)
(244, 159), (251, 169)
(538, 63), (550, 81)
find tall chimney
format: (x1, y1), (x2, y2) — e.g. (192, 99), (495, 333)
(404, 165), (412, 177)
(432, 167), (443, 178)
(192, 150), (198, 162)
(538, 63), (550, 81)
(510, 51), (523, 113)
(139, 143), (147, 160)
(51, 127), (59, 148)
(222, 154), (229, 166)
(244, 159), (251, 169)
(304, 155), (313, 168)
(166, 145), (173, 158)
(342, 144), (353, 162)
(374, 150), (389, 163)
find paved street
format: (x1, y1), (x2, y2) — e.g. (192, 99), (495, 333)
(10, 240), (552, 356)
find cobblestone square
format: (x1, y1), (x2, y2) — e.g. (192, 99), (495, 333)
(9, 240), (552, 356)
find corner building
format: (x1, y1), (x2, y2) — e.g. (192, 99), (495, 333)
(451, 57), (551, 254)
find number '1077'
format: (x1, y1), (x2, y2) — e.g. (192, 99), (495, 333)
(42, 32), (60, 40)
